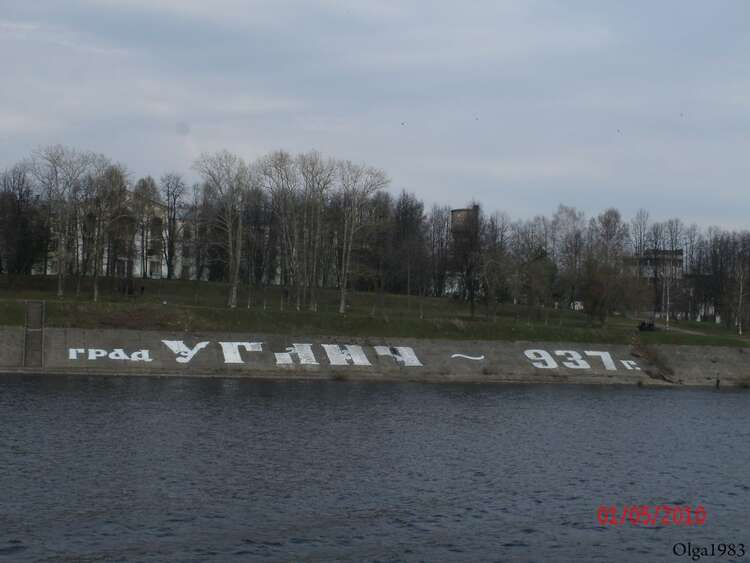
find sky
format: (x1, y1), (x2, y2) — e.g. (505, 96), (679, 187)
(1, 0), (748, 227)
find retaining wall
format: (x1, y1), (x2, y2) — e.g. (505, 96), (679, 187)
(0, 326), (24, 367)
(0, 327), (749, 387)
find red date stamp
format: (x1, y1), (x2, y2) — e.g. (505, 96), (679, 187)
(596, 505), (707, 526)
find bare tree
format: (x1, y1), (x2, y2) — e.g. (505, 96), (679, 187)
(647, 221), (666, 319)
(83, 163), (129, 302)
(159, 173), (185, 279)
(580, 208), (630, 324)
(729, 232), (750, 335)
(194, 151), (249, 308)
(392, 190), (427, 309)
(261, 150), (303, 310)
(684, 223), (700, 273)
(242, 185), (274, 307)
(335, 161), (388, 314)
(427, 205), (451, 296)
(132, 176), (160, 278)
(297, 151), (335, 311)
(184, 183), (212, 299)
(630, 208), (650, 274)
(552, 205), (586, 310)
(481, 211), (511, 320)
(509, 216), (555, 322)
(0, 162), (43, 278)
(31, 145), (92, 297)
(664, 217), (685, 329)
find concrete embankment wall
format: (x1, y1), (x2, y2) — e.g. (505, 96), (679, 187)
(0, 326), (749, 387)
(0, 327), (24, 367)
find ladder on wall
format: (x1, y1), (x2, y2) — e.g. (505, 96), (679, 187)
(23, 300), (45, 368)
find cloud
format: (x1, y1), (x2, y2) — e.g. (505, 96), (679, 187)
(0, 110), (57, 135)
(0, 0), (748, 229)
(0, 18), (128, 56)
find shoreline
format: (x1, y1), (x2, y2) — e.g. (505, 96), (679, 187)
(0, 366), (681, 387)
(2, 325), (748, 388)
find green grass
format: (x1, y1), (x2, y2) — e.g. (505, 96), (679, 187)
(1, 275), (748, 347)
(41, 300), (615, 340)
(0, 300), (25, 326)
(636, 330), (746, 347)
(677, 319), (741, 335)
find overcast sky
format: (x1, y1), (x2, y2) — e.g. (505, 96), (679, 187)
(1, 1), (748, 227)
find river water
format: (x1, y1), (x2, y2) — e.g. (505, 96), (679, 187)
(1, 376), (748, 562)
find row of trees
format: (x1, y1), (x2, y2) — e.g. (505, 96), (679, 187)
(0, 146), (388, 314)
(468, 206), (750, 333)
(191, 149), (388, 311)
(2, 145), (749, 331)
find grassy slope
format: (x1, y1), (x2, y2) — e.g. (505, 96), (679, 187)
(0, 300), (25, 326)
(0, 275), (746, 347)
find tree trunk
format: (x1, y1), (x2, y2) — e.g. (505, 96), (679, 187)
(93, 262), (99, 303)
(56, 223), (65, 297)
(338, 215), (352, 315)
(57, 269), (64, 297)
(141, 228), (147, 279)
(234, 216), (243, 307)
(338, 284), (347, 315)
(228, 282), (238, 309)
(246, 262), (253, 309)
(738, 271), (744, 336)
(338, 235), (353, 314)
(407, 259), (411, 311)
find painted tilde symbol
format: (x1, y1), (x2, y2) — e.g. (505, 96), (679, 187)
(450, 354), (486, 361)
